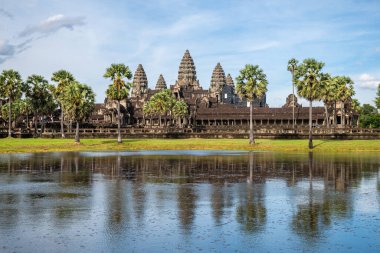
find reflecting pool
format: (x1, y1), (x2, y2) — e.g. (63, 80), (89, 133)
(0, 151), (379, 252)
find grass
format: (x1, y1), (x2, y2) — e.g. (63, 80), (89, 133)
(0, 137), (379, 153)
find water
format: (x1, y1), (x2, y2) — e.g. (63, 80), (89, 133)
(0, 151), (379, 253)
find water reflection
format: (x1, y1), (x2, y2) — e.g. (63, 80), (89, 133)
(0, 151), (379, 252)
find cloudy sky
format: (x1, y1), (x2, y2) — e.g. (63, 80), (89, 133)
(1, 0), (380, 106)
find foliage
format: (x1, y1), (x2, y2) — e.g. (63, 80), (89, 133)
(172, 100), (188, 118)
(103, 63), (132, 100)
(105, 83), (130, 101)
(236, 64), (268, 101)
(359, 103), (380, 128)
(51, 70), (75, 98)
(26, 75), (56, 116)
(294, 59), (325, 101)
(375, 84), (380, 110)
(61, 82), (95, 123)
(0, 69), (23, 101)
(0, 99), (22, 121)
(149, 89), (176, 116)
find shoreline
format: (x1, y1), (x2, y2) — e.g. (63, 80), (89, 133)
(0, 138), (379, 154)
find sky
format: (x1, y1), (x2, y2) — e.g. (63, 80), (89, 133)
(1, 0), (380, 106)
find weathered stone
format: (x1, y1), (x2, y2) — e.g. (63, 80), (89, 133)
(155, 74), (167, 90)
(131, 64), (148, 97)
(209, 63), (226, 100)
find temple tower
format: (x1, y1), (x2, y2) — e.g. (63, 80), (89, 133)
(209, 63), (226, 100)
(174, 50), (201, 90)
(131, 64), (148, 97)
(226, 74), (235, 88)
(155, 74), (167, 90)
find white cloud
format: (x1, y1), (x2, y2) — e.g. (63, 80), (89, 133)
(356, 73), (380, 89)
(19, 14), (85, 37)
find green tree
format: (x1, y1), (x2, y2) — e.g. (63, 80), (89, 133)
(351, 98), (361, 127)
(150, 89), (176, 127)
(287, 58), (298, 128)
(19, 98), (33, 129)
(294, 58), (325, 149)
(61, 82), (95, 143)
(236, 64), (268, 144)
(334, 76), (355, 128)
(143, 100), (156, 126)
(319, 74), (335, 128)
(103, 64), (132, 143)
(172, 100), (188, 127)
(51, 70), (75, 138)
(0, 70), (23, 137)
(375, 84), (380, 110)
(26, 75), (56, 133)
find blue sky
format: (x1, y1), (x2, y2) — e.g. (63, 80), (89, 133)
(1, 0), (380, 106)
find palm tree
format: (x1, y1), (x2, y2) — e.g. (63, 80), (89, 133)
(351, 99), (361, 127)
(335, 76), (355, 128)
(236, 64), (268, 144)
(0, 69), (23, 137)
(375, 84), (380, 110)
(61, 81), (95, 143)
(26, 75), (55, 134)
(294, 59), (325, 149)
(319, 74), (335, 128)
(19, 98), (33, 129)
(51, 70), (75, 138)
(172, 100), (188, 127)
(150, 89), (175, 127)
(103, 64), (132, 143)
(143, 101), (155, 126)
(287, 58), (298, 128)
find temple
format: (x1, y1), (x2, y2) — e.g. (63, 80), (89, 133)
(92, 50), (358, 129)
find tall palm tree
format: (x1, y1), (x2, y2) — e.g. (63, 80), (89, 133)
(375, 84), (380, 110)
(51, 70), (75, 138)
(294, 58), (325, 149)
(0, 69), (23, 137)
(143, 101), (155, 126)
(103, 64), (132, 143)
(319, 74), (335, 128)
(236, 64), (268, 144)
(335, 76), (355, 128)
(26, 75), (55, 134)
(172, 100), (188, 127)
(61, 81), (95, 143)
(150, 89), (175, 127)
(287, 58), (298, 128)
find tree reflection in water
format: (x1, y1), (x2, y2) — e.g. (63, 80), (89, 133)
(236, 152), (266, 233)
(0, 150), (378, 249)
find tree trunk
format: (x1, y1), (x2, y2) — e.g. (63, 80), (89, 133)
(249, 100), (254, 145)
(159, 115), (162, 127)
(292, 72), (295, 128)
(34, 113), (38, 135)
(26, 114), (29, 129)
(324, 104), (330, 128)
(75, 121), (80, 143)
(117, 100), (122, 143)
(333, 101), (337, 129)
(60, 106), (65, 138)
(342, 104), (345, 128)
(309, 100), (313, 149)
(8, 97), (12, 137)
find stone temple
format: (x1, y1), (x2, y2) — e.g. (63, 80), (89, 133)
(92, 50), (358, 129)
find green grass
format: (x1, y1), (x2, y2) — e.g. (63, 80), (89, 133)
(0, 137), (379, 153)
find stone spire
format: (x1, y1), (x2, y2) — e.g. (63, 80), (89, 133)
(131, 64), (148, 97)
(155, 74), (167, 90)
(174, 50), (201, 90)
(226, 73), (234, 87)
(209, 63), (226, 98)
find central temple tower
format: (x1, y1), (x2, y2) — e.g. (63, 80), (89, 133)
(173, 50), (201, 91)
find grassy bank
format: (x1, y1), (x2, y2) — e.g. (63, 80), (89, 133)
(0, 137), (379, 153)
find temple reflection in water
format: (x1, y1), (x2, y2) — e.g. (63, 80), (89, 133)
(0, 151), (379, 252)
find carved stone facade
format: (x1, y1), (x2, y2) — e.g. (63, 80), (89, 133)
(92, 50), (358, 129)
